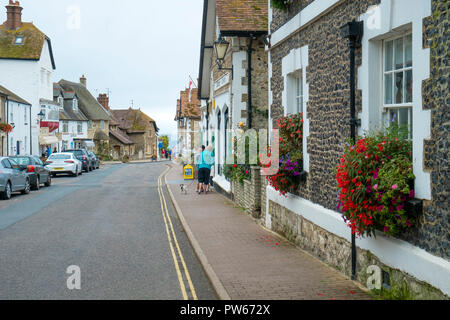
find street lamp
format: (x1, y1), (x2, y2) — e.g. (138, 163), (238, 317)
(37, 110), (45, 124)
(214, 37), (232, 74)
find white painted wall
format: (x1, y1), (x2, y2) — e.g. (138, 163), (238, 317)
(231, 51), (247, 128)
(0, 39), (54, 156)
(6, 100), (31, 156)
(59, 120), (88, 150)
(357, 0), (432, 200)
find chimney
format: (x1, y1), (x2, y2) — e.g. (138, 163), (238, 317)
(80, 75), (87, 87)
(97, 93), (110, 110)
(4, 0), (23, 30)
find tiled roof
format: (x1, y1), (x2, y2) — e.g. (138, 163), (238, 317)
(58, 79), (110, 121)
(0, 84), (30, 105)
(59, 102), (89, 121)
(109, 129), (134, 145)
(176, 88), (201, 120)
(216, 0), (268, 32)
(110, 108), (156, 133)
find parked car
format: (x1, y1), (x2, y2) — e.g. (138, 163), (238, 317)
(9, 155), (51, 190)
(64, 149), (94, 172)
(45, 153), (83, 177)
(88, 152), (100, 170)
(0, 157), (31, 200)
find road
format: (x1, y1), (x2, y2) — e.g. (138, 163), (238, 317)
(0, 162), (216, 300)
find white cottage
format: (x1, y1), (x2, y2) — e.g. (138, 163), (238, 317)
(0, 85), (31, 156)
(0, 0), (56, 156)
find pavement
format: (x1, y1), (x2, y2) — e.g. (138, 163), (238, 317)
(0, 162), (216, 300)
(165, 163), (372, 300)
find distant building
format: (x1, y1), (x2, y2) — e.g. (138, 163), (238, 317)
(174, 87), (201, 162)
(0, 0), (56, 155)
(108, 106), (158, 160)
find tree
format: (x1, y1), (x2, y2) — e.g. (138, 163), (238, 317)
(161, 135), (169, 150)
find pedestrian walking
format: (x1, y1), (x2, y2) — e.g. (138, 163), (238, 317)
(197, 145), (214, 194)
(195, 146), (203, 193)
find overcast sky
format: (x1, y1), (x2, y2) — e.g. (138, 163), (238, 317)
(1, 0), (204, 143)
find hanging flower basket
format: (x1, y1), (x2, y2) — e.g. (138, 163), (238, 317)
(0, 123), (13, 134)
(336, 125), (416, 238)
(271, 0), (294, 11)
(263, 113), (305, 196)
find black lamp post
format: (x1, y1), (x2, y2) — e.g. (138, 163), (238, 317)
(340, 20), (363, 281)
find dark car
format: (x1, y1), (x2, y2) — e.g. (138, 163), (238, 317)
(0, 157), (31, 200)
(64, 149), (94, 172)
(9, 155), (52, 190)
(88, 152), (100, 170)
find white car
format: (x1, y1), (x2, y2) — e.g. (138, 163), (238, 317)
(45, 153), (83, 177)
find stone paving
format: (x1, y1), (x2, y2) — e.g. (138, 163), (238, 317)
(166, 164), (372, 300)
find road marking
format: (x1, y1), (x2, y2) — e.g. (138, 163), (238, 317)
(157, 168), (197, 300)
(159, 172), (198, 300)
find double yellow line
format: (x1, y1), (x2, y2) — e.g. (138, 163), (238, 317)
(157, 168), (198, 300)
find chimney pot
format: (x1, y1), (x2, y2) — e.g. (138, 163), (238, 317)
(80, 75), (86, 87)
(4, 0), (23, 30)
(97, 93), (110, 110)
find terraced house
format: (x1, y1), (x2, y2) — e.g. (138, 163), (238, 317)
(0, 0), (56, 156)
(264, 0), (449, 298)
(57, 77), (110, 153)
(198, 0), (268, 195)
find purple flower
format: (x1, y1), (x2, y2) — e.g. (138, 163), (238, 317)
(406, 220), (412, 227)
(396, 215), (401, 220)
(409, 190), (415, 198)
(388, 206), (394, 213)
(293, 171), (300, 176)
(373, 169), (379, 179)
(384, 226), (390, 233)
(392, 113), (397, 122)
(377, 205), (384, 212)
(396, 205), (404, 211)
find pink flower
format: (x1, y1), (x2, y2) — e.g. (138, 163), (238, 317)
(406, 220), (412, 227)
(373, 184), (378, 190)
(377, 205), (384, 212)
(392, 184), (398, 190)
(384, 226), (390, 233)
(409, 190), (415, 198)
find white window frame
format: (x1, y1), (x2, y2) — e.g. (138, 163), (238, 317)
(62, 121), (69, 133)
(77, 122), (83, 134)
(382, 32), (413, 138)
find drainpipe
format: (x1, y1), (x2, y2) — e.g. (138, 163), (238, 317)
(247, 35), (254, 129)
(341, 20), (363, 281)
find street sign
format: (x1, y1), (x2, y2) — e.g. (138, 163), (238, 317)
(183, 164), (194, 180)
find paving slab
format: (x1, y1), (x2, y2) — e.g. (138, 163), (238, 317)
(165, 164), (372, 300)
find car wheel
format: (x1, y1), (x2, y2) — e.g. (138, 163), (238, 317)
(1, 182), (12, 200)
(45, 175), (52, 187)
(33, 176), (40, 191)
(22, 179), (31, 195)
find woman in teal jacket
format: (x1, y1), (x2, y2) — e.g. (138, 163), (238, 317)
(197, 145), (215, 194)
